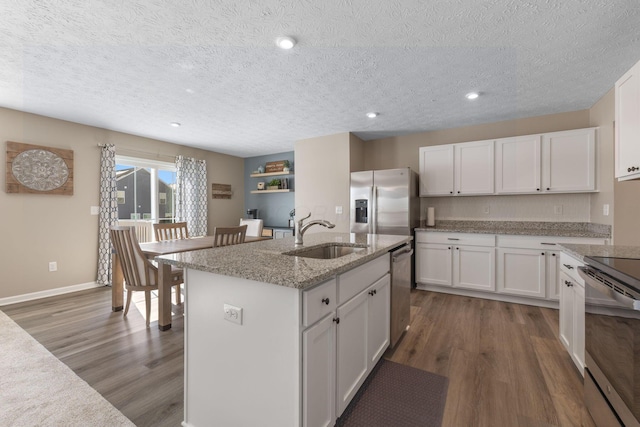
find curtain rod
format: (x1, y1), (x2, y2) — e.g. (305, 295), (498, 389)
(97, 144), (177, 161)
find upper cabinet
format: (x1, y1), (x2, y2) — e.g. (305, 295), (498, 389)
(419, 145), (454, 196)
(419, 140), (494, 196)
(615, 59), (640, 181)
(422, 127), (597, 197)
(495, 135), (542, 194)
(542, 128), (595, 192)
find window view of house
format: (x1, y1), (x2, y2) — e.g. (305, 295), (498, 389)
(115, 156), (177, 241)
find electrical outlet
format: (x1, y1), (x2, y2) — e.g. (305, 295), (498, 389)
(483, 205), (490, 214)
(48, 262), (57, 272)
(554, 205), (563, 215)
(335, 206), (343, 215)
(223, 304), (243, 325)
(90, 206), (99, 215)
(603, 204), (610, 216)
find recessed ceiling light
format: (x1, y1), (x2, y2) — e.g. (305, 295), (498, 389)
(366, 112), (379, 118)
(465, 92), (480, 100)
(185, 88), (195, 94)
(276, 36), (296, 49)
(170, 122), (181, 127)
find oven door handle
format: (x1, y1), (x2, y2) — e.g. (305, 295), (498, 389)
(579, 266), (640, 311)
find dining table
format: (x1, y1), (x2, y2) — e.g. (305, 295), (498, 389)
(111, 235), (270, 330)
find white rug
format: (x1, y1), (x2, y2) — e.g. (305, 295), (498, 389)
(0, 310), (135, 426)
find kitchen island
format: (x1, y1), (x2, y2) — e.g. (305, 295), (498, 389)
(157, 232), (411, 427)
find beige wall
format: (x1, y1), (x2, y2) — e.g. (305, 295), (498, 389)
(295, 132), (353, 233)
(349, 133), (365, 172)
(363, 110), (597, 222)
(589, 88), (615, 228)
(0, 107), (244, 300)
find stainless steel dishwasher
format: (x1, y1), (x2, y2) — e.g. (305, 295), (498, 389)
(390, 243), (413, 348)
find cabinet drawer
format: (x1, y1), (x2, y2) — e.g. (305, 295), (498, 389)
(497, 235), (607, 250)
(416, 232), (495, 247)
(559, 252), (584, 285)
(302, 278), (337, 327)
(338, 254), (390, 305)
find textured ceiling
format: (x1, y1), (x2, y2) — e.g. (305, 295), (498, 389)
(1, 1), (639, 158)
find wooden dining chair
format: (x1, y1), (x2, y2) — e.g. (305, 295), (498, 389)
(154, 222), (189, 241)
(212, 225), (248, 247)
(110, 226), (184, 327)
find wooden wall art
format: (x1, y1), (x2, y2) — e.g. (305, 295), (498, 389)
(6, 141), (74, 195)
(211, 183), (232, 199)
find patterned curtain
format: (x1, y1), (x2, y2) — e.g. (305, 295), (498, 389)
(175, 155), (207, 237)
(96, 144), (118, 286)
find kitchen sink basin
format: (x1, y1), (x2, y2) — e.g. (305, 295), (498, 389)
(285, 244), (367, 260)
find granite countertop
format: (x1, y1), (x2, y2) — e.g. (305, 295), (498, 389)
(157, 232), (411, 290)
(415, 220), (611, 239)
(559, 244), (640, 262)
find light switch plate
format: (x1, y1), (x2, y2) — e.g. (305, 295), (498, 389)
(90, 206), (99, 215)
(335, 206), (343, 214)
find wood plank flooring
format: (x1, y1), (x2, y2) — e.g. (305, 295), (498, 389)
(2, 287), (595, 427)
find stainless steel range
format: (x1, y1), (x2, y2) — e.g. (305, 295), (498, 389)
(579, 256), (640, 427)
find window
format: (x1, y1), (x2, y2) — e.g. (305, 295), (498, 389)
(115, 156), (177, 223)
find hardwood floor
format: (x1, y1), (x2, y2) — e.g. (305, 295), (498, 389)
(386, 290), (596, 427)
(2, 287), (595, 427)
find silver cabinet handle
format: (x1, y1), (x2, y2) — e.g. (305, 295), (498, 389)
(541, 243), (556, 246)
(564, 280), (573, 287)
(563, 264), (574, 269)
(447, 238), (460, 241)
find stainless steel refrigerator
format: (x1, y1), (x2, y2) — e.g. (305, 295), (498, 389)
(350, 167), (419, 348)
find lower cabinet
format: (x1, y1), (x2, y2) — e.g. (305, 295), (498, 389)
(497, 248), (547, 298)
(416, 231), (606, 308)
(302, 257), (391, 427)
(303, 314), (336, 427)
(454, 244), (495, 291)
(415, 233), (495, 291)
(559, 253), (586, 374)
(415, 243), (452, 286)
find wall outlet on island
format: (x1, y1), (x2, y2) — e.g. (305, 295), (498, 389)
(554, 205), (563, 215)
(224, 303), (243, 325)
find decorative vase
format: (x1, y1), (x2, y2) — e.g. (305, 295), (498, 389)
(257, 182), (265, 190)
(283, 167), (290, 173)
(257, 166), (264, 174)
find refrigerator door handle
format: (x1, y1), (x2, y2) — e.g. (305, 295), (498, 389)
(372, 185), (378, 234)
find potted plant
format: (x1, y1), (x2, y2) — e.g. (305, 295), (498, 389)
(282, 160), (291, 173)
(267, 178), (281, 190)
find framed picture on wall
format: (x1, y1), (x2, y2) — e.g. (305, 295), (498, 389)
(6, 141), (74, 195)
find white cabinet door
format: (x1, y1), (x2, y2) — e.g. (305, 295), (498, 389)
(415, 243), (452, 287)
(573, 279), (585, 373)
(419, 145), (454, 196)
(542, 128), (596, 192)
(336, 290), (369, 417)
(546, 252), (560, 300)
(496, 248), (546, 298)
(367, 274), (390, 368)
(615, 59), (640, 180)
(303, 314), (336, 427)
(455, 140), (495, 195)
(558, 271), (574, 352)
(495, 135), (542, 194)
(453, 245), (495, 291)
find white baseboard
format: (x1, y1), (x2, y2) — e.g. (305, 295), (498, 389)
(0, 281), (106, 306)
(415, 283), (560, 310)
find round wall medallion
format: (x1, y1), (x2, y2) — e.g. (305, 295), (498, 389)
(11, 149), (70, 191)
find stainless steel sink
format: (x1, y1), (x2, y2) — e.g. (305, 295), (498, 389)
(285, 244), (367, 260)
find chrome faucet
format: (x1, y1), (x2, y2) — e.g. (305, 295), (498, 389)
(295, 213), (335, 245)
